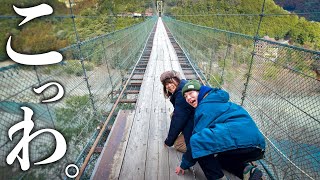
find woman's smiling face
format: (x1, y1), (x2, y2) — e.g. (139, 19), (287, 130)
(184, 90), (199, 108)
(165, 82), (178, 94)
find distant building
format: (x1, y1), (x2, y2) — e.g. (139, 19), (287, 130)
(255, 36), (289, 62)
(63, 0), (83, 8)
(133, 13), (142, 18)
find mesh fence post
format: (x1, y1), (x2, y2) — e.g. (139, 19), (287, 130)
(220, 34), (231, 85)
(100, 39), (114, 99)
(67, 0), (97, 116)
(241, 0), (266, 106)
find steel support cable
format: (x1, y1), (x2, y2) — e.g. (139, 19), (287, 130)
(249, 75), (320, 125)
(168, 17), (254, 39)
(59, 101), (94, 132)
(75, 19), (157, 179)
(76, 31), (152, 177)
(178, 36), (211, 64)
(117, 29), (146, 68)
(220, 66), (252, 93)
(169, 28), (218, 82)
(84, 36), (127, 63)
(166, 17), (318, 177)
(69, 97), (114, 148)
(81, 45), (105, 60)
(164, 9), (318, 180)
(67, 74), (111, 107)
(166, 11), (320, 17)
(116, 29), (149, 76)
(169, 19), (319, 71)
(177, 27), (216, 52)
(0, 43), (112, 105)
(101, 39), (115, 90)
(165, 24), (207, 85)
(3, 81), (40, 101)
(99, 24), (139, 48)
(241, 0), (266, 105)
(0, 15), (105, 19)
(220, 35), (231, 85)
(73, 115), (100, 145)
(2, 63), (94, 102)
(176, 35), (207, 83)
(57, 18), (155, 54)
(75, 131), (98, 161)
(206, 72), (245, 97)
(243, 98), (317, 180)
(245, 80), (320, 151)
(67, 0), (97, 114)
(104, 25), (146, 69)
(254, 53), (320, 81)
(118, 34), (146, 69)
(90, 92), (114, 110)
(168, 17), (254, 47)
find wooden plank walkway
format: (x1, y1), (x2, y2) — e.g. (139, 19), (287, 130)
(91, 18), (239, 180)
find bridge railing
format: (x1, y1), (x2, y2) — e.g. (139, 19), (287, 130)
(0, 16), (156, 179)
(163, 16), (320, 180)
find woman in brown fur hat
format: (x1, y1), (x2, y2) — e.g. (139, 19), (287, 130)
(160, 70), (194, 153)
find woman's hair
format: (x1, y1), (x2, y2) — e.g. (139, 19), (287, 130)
(160, 70), (181, 98)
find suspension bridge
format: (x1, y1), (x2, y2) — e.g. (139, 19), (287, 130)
(1, 2), (320, 180)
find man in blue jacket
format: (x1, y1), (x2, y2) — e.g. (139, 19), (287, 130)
(176, 80), (266, 180)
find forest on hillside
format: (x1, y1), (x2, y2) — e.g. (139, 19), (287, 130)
(163, 0), (320, 51)
(274, 0), (320, 22)
(0, 0), (154, 62)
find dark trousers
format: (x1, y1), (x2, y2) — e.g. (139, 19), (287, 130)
(197, 147), (264, 180)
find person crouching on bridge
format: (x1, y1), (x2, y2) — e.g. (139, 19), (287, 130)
(176, 80), (266, 180)
(160, 70), (194, 153)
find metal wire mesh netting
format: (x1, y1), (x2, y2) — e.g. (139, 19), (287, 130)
(163, 17), (320, 180)
(0, 16), (156, 179)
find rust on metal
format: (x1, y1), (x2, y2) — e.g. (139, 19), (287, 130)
(119, 99), (137, 103)
(94, 147), (103, 153)
(91, 110), (132, 180)
(126, 90), (140, 94)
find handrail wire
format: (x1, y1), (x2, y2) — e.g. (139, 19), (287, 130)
(75, 19), (157, 179)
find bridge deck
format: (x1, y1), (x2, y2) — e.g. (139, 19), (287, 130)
(91, 18), (238, 180)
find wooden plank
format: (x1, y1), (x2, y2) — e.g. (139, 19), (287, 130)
(158, 106), (170, 180)
(145, 37), (167, 178)
(109, 17), (245, 180)
(90, 110), (135, 180)
(193, 164), (207, 179)
(145, 104), (161, 179)
(119, 23), (159, 178)
(165, 105), (196, 180)
(155, 33), (170, 180)
(119, 86), (153, 179)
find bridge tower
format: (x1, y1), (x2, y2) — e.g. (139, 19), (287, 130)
(157, 1), (163, 17)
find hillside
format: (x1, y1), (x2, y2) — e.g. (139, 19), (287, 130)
(164, 0), (320, 51)
(0, 0), (69, 15)
(0, 0), (154, 62)
(274, 0), (320, 22)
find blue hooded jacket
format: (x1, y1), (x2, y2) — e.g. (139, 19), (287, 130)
(165, 79), (194, 146)
(180, 86), (265, 169)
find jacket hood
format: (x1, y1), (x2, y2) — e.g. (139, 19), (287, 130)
(197, 86), (212, 104)
(199, 88), (229, 105)
(177, 79), (188, 91)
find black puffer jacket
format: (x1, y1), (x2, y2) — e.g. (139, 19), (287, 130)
(165, 79), (194, 146)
